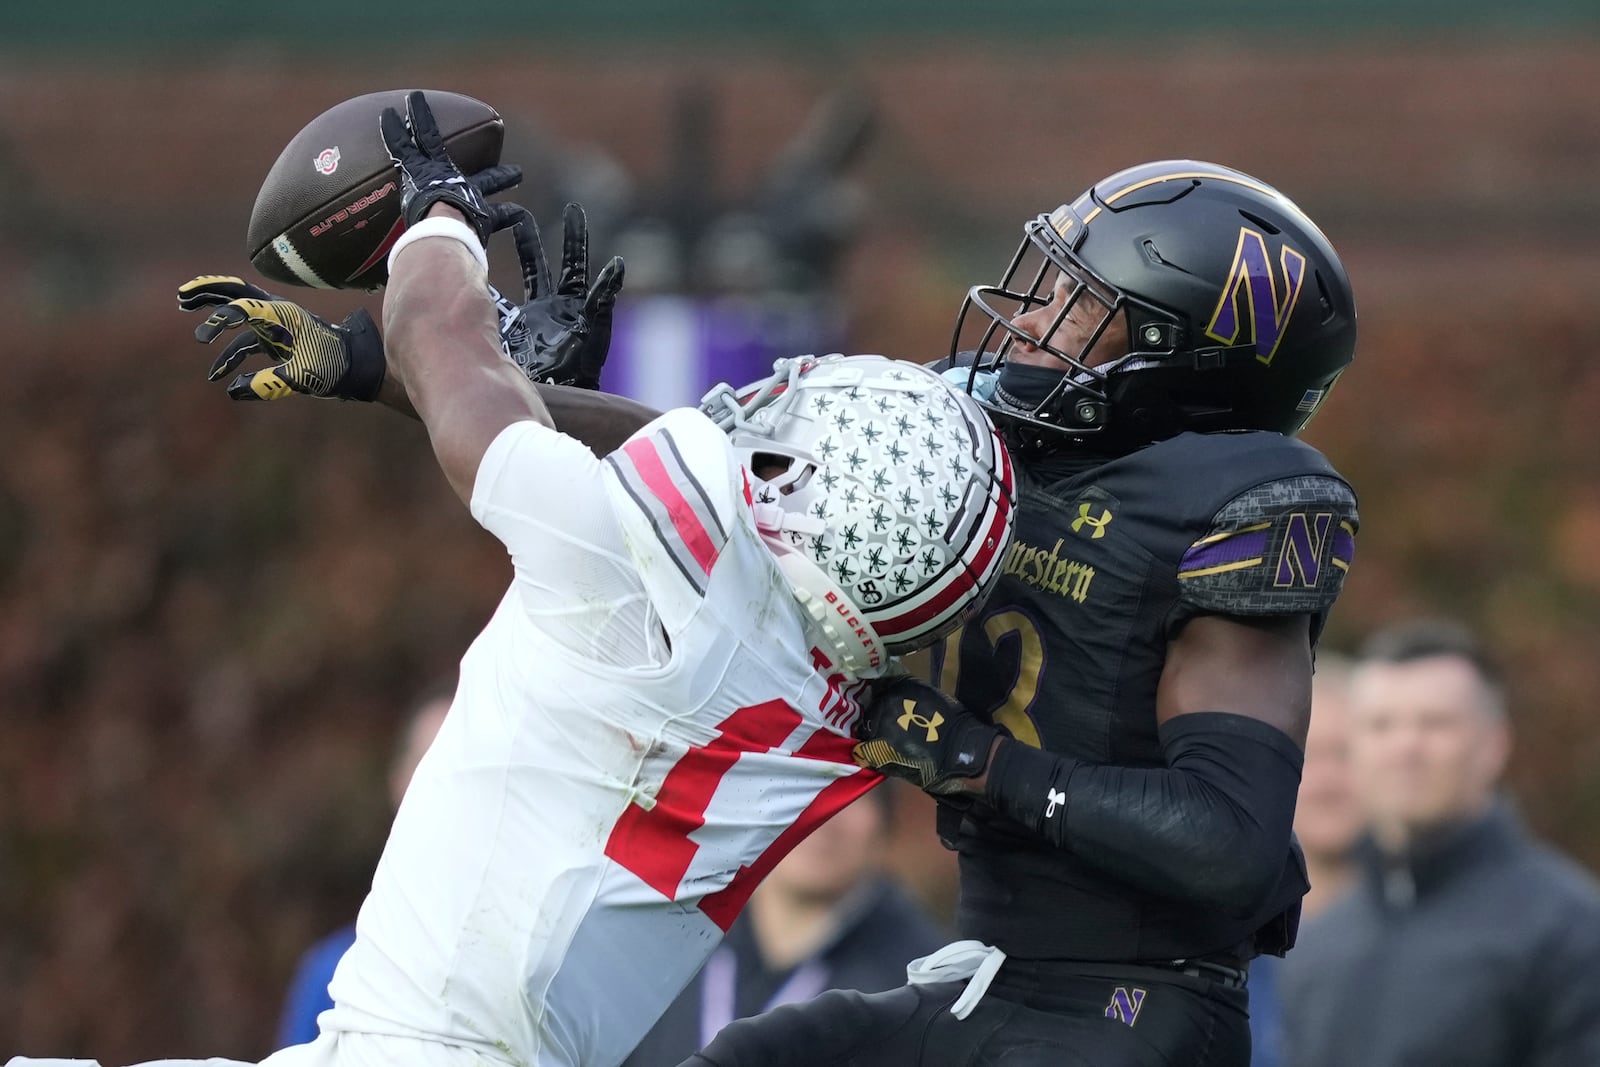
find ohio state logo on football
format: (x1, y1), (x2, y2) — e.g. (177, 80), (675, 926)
(313, 147), (341, 176)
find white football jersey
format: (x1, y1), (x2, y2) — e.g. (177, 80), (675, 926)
(318, 410), (879, 1067)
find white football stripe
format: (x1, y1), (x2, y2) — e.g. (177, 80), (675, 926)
(273, 234), (332, 289)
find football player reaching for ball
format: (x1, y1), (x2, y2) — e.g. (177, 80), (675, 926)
(176, 190), (651, 456)
(679, 163), (1360, 1067)
(5, 92), (1014, 1067)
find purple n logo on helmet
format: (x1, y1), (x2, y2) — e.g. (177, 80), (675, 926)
(1204, 227), (1308, 366)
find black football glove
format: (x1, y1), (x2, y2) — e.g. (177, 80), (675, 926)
(852, 677), (1003, 797)
(488, 201), (625, 390)
(379, 90), (494, 242)
(178, 275), (385, 401)
(461, 161), (524, 203)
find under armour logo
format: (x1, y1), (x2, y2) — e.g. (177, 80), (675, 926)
(1044, 788), (1065, 818)
(1071, 503), (1113, 538)
(897, 699), (944, 742)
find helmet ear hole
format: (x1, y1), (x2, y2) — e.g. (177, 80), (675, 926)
(750, 452), (817, 496)
(751, 452), (793, 479)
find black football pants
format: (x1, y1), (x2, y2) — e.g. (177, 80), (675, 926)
(676, 961), (1251, 1067)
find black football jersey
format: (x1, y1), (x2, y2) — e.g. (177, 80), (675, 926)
(919, 429), (1357, 962)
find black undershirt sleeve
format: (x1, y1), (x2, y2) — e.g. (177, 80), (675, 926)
(982, 711), (1304, 917)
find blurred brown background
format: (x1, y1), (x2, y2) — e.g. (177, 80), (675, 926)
(2, 4), (1599, 1061)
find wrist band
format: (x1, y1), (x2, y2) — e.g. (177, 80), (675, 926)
(387, 215), (489, 276)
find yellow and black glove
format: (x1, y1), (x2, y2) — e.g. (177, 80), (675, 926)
(852, 677), (1004, 797)
(177, 276), (386, 402)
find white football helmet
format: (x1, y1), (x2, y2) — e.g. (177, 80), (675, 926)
(701, 354), (1015, 674)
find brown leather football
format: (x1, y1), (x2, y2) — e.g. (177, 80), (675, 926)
(247, 89), (503, 291)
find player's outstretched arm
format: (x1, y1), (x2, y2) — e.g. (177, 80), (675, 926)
(377, 89), (556, 504)
(385, 201), (544, 508)
(179, 275), (658, 452)
(373, 374), (655, 458)
(530, 384), (658, 457)
(383, 201), (548, 504)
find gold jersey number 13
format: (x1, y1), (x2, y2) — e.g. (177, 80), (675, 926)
(900, 612), (1044, 749)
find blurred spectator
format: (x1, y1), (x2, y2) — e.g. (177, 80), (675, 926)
(274, 688), (453, 1048)
(1248, 655), (1360, 1067)
(1292, 654), (1362, 920)
(1280, 620), (1600, 1067)
(619, 785), (947, 1066)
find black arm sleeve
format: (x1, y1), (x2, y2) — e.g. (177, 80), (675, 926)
(983, 711), (1304, 917)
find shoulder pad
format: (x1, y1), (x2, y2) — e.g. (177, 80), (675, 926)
(602, 409), (755, 626)
(1177, 474), (1357, 618)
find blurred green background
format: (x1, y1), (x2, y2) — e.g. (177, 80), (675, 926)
(3, 2), (1600, 1061)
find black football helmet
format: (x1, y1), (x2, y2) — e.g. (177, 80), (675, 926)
(952, 160), (1357, 451)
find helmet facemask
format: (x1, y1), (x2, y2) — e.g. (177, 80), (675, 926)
(952, 162), (1358, 449)
(952, 207), (1143, 440)
(956, 209), (1241, 449)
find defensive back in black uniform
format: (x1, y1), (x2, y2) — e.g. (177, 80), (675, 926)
(680, 161), (1358, 1067)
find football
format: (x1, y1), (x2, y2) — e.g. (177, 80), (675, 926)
(246, 89), (504, 291)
